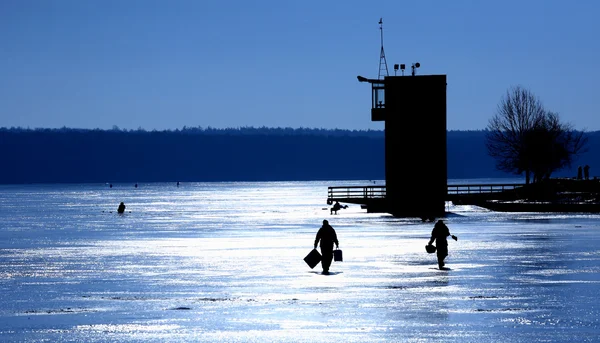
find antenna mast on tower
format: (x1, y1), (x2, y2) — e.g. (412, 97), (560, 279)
(378, 18), (389, 80)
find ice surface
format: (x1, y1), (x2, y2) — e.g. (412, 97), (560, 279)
(0, 181), (599, 342)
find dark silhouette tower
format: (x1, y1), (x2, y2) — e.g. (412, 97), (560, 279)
(357, 24), (447, 219)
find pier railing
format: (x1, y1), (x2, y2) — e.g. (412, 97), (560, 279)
(446, 183), (523, 195)
(327, 183), (525, 203)
(328, 186), (386, 201)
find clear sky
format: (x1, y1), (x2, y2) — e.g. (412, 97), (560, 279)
(1, 0), (598, 131)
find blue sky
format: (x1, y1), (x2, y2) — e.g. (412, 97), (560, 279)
(1, 0), (598, 131)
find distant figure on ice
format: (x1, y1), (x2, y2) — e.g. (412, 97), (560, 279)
(117, 202), (126, 214)
(427, 220), (457, 270)
(330, 201), (348, 215)
(134, 183), (138, 188)
(577, 166), (583, 180)
(314, 219), (340, 275)
(584, 165), (590, 180)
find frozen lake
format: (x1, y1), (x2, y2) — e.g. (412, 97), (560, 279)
(0, 180), (599, 342)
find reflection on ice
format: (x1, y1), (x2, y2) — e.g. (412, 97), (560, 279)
(0, 181), (599, 342)
(75, 323), (181, 333)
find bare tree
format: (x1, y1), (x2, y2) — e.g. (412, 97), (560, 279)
(485, 86), (587, 183)
(526, 112), (587, 182)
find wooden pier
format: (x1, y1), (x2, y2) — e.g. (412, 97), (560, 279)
(446, 183), (525, 203)
(327, 183), (526, 213)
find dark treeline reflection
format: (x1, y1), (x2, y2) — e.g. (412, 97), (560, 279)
(1, 127), (598, 184)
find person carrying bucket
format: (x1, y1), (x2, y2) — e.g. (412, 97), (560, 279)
(314, 219), (339, 275)
(427, 220), (457, 269)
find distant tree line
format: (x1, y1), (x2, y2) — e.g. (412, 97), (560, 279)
(3, 126), (383, 138)
(0, 127), (385, 184)
(1, 127), (598, 184)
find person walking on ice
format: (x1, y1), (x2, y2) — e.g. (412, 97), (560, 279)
(427, 220), (457, 269)
(314, 219), (339, 275)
